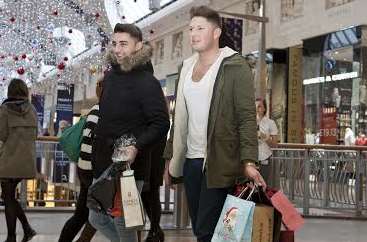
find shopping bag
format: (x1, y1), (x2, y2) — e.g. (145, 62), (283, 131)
(279, 231), (294, 242)
(120, 166), (145, 228)
(235, 182), (281, 242)
(212, 187), (256, 242)
(87, 162), (124, 213)
(266, 188), (304, 231)
(59, 116), (86, 162)
(252, 205), (274, 242)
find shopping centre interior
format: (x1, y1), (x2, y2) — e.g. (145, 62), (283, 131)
(1, 0), (367, 241)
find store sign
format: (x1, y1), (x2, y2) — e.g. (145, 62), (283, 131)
(287, 47), (303, 143)
(303, 72), (358, 85)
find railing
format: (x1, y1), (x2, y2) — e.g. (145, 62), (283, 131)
(272, 143), (367, 217)
(4, 139), (367, 220)
(2, 137), (175, 212)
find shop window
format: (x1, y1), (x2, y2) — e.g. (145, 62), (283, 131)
(303, 26), (362, 145)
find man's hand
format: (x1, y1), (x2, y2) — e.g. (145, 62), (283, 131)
(125, 145), (138, 164)
(243, 163), (267, 189)
(164, 160), (176, 190)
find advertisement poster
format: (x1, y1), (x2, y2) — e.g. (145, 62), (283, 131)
(31, 94), (45, 133)
(55, 83), (74, 136)
(320, 108), (337, 144)
(53, 83), (74, 183)
(244, 0), (260, 36)
(220, 17), (243, 53)
(171, 32), (183, 60)
(53, 151), (70, 183)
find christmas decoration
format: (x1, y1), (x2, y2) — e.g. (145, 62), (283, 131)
(57, 62), (66, 70)
(17, 67), (25, 75)
(0, 0), (108, 90)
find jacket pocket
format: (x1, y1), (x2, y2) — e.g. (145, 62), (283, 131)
(211, 138), (241, 176)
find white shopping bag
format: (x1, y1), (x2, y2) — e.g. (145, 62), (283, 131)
(120, 166), (145, 228)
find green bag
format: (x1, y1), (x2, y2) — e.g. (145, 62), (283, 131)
(59, 116), (87, 162)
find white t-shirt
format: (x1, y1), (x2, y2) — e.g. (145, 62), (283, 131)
(258, 116), (278, 161)
(183, 52), (224, 158)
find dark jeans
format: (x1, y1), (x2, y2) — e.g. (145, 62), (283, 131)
(141, 187), (162, 231)
(58, 168), (96, 242)
(183, 159), (230, 242)
(1, 179), (31, 238)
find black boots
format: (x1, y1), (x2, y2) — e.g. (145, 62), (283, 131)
(21, 228), (36, 242)
(4, 236), (16, 242)
(145, 227), (164, 242)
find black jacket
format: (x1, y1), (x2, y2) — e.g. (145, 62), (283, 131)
(93, 44), (170, 180)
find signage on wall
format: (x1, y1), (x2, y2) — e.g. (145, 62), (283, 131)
(287, 47), (304, 143)
(303, 72), (358, 85)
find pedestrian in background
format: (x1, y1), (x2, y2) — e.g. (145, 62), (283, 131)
(0, 78), (37, 242)
(58, 78), (103, 242)
(256, 98), (279, 188)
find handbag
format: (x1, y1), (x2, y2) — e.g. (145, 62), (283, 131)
(212, 186), (256, 242)
(266, 188), (304, 231)
(87, 162), (124, 214)
(59, 116), (87, 162)
(120, 163), (145, 228)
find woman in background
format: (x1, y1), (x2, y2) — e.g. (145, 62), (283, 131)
(0, 78), (37, 242)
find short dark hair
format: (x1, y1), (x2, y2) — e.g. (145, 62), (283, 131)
(114, 23), (143, 42)
(8, 78), (29, 99)
(256, 97), (267, 115)
(190, 6), (221, 28)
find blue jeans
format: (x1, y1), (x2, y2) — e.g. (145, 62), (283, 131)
(89, 180), (144, 242)
(183, 158), (230, 242)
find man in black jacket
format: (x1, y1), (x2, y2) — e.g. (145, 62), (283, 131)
(89, 23), (170, 242)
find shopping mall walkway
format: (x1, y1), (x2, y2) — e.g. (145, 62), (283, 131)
(0, 212), (367, 242)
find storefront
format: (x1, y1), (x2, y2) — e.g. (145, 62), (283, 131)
(303, 26), (364, 145)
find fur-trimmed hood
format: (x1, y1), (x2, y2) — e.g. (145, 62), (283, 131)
(106, 43), (153, 72)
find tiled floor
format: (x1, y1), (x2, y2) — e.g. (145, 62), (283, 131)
(1, 212), (367, 242)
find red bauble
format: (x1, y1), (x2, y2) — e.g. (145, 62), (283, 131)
(21, 54), (27, 59)
(17, 67), (25, 75)
(95, 12), (100, 18)
(53, 10), (58, 16)
(13, 56), (19, 61)
(57, 62), (65, 70)
(63, 57), (69, 61)
(68, 29), (73, 34)
(57, 74), (61, 78)
(10, 17), (15, 22)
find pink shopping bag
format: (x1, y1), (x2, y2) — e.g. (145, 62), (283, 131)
(266, 188), (304, 231)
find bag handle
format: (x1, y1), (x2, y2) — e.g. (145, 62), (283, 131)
(237, 184), (257, 201)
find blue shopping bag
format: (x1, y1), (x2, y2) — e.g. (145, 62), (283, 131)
(212, 188), (256, 242)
